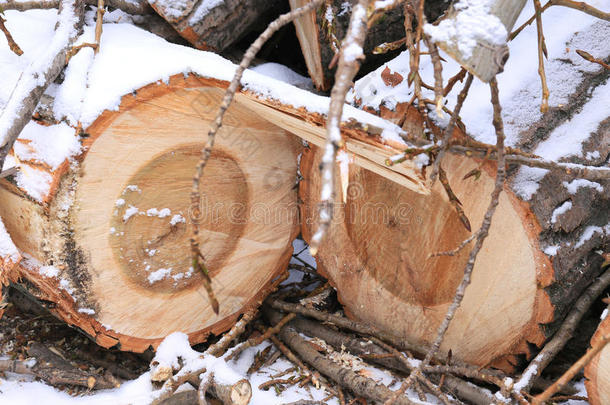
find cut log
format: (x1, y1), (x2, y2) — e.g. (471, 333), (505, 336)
(147, 0), (282, 51)
(585, 313), (610, 405)
(299, 101), (609, 369)
(0, 75), (301, 351)
(290, 0), (453, 91)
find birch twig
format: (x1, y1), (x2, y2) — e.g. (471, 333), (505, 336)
(309, 0), (370, 256)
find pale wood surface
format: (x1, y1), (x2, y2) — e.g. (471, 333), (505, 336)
(299, 143), (554, 368)
(586, 315), (610, 405)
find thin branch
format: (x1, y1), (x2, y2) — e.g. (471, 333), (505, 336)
(514, 267), (610, 394)
(443, 67), (467, 97)
(0, 14), (23, 55)
(438, 166), (471, 232)
(424, 35), (443, 116)
(309, 0), (370, 256)
(576, 49), (610, 70)
(94, 0), (103, 54)
(533, 0), (549, 113)
(510, 0), (609, 41)
(549, 0), (609, 20)
(226, 313), (296, 361)
(532, 330), (610, 404)
(189, 0), (325, 313)
(428, 73), (473, 183)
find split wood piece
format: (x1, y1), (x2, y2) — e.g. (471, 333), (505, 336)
(427, 0), (527, 82)
(289, 0), (453, 91)
(147, 0), (282, 51)
(0, 74), (301, 352)
(585, 313), (610, 405)
(234, 90), (429, 195)
(299, 122), (557, 369)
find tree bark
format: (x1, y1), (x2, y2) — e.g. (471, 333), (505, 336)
(147, 0), (283, 51)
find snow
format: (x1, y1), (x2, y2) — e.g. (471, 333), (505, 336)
(574, 225), (605, 249)
(0, 1), (81, 149)
(12, 122), (81, 170)
(170, 214), (186, 226)
(188, 0), (224, 25)
(122, 205), (140, 222)
(543, 245), (560, 257)
(147, 268), (172, 284)
(251, 63), (313, 90)
(0, 218), (19, 263)
(148, 0), (192, 20)
(39, 265), (60, 278)
(425, 0), (507, 60)
(550, 201), (572, 224)
(562, 179), (604, 195)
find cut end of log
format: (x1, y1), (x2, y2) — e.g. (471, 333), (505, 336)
(299, 136), (554, 368)
(586, 314), (610, 405)
(0, 75), (301, 351)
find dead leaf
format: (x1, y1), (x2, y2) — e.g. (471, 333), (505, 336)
(381, 66), (403, 87)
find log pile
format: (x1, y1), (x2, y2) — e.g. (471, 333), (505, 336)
(0, 0), (609, 404)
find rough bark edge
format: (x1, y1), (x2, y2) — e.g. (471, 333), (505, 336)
(585, 313), (610, 405)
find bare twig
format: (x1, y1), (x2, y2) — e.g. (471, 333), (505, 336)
(0, 14), (23, 55)
(424, 35), (444, 116)
(197, 372), (213, 405)
(533, 0), (549, 113)
(443, 68), (467, 97)
(533, 331), (610, 404)
(438, 166), (471, 232)
(428, 73), (473, 183)
(309, 0), (370, 256)
(576, 49), (610, 70)
(549, 0), (609, 20)
(94, 0), (104, 54)
(0, 166), (17, 179)
(514, 267), (610, 394)
(207, 309), (258, 357)
(226, 313), (296, 361)
(510, 0), (609, 40)
(189, 0), (324, 313)
(428, 232), (478, 258)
